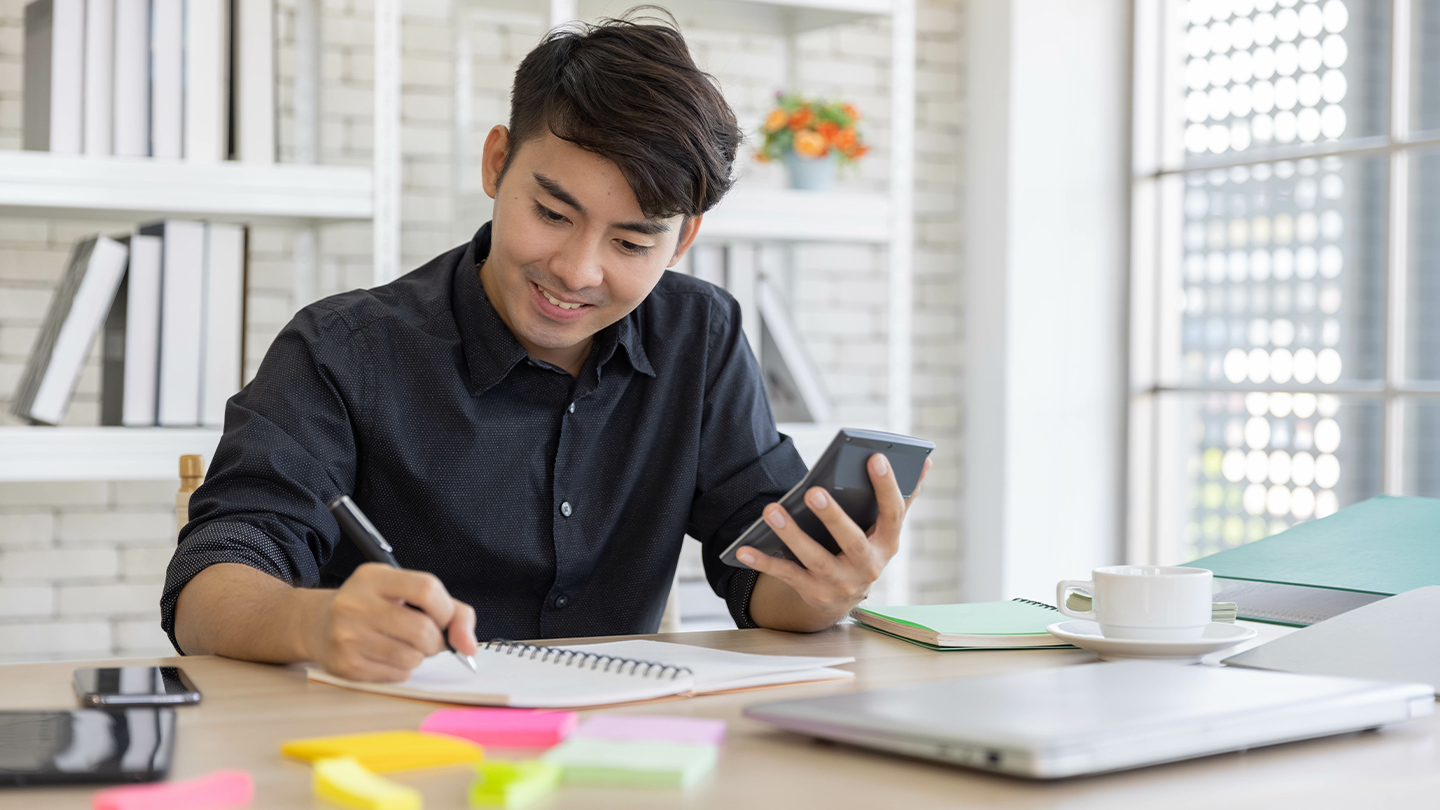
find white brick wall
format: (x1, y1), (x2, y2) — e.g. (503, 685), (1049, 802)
(0, 0), (967, 659)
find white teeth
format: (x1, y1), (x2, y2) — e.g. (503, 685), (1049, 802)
(540, 287), (585, 310)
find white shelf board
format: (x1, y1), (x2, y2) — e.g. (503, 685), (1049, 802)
(464, 0), (892, 34)
(0, 151), (373, 224)
(699, 187), (891, 243)
(0, 427), (223, 482)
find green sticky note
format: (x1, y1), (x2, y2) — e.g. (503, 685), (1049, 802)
(469, 760), (561, 808)
(542, 739), (717, 789)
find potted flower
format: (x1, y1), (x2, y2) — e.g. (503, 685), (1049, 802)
(756, 94), (869, 191)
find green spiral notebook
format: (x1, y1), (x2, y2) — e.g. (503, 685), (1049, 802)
(849, 599), (1073, 650)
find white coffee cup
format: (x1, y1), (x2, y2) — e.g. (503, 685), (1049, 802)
(1056, 566), (1213, 640)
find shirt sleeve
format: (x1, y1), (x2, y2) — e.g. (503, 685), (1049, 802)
(159, 303), (365, 653)
(686, 293), (808, 629)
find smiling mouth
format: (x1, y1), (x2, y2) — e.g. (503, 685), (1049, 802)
(535, 283), (591, 311)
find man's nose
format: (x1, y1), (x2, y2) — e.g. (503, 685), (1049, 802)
(551, 232), (605, 292)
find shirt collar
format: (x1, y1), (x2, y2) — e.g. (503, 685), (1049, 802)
(453, 223), (655, 397)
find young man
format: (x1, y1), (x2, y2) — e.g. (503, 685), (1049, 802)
(164, 15), (929, 682)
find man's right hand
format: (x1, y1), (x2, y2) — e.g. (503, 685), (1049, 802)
(306, 563), (479, 683)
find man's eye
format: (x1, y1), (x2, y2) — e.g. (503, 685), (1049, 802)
(619, 240), (650, 255)
(534, 203), (566, 223)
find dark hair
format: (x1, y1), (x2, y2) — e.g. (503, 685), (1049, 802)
(504, 9), (740, 219)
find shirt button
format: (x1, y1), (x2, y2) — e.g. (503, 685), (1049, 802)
(560, 501), (573, 518)
(555, 594), (570, 608)
(568, 402), (575, 414)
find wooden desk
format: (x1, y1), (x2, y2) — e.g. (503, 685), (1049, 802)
(5, 624), (1439, 809)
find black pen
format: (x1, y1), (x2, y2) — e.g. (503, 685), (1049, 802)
(326, 494), (478, 673)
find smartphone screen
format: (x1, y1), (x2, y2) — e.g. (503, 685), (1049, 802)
(0, 708), (175, 786)
(73, 667), (202, 706)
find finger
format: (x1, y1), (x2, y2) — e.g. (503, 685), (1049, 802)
(867, 453), (908, 554)
(764, 504), (846, 579)
(904, 458), (934, 512)
(447, 600), (478, 655)
(366, 567), (458, 629)
(356, 627), (430, 672)
(375, 600), (447, 657)
(802, 486), (870, 559)
(734, 545), (813, 592)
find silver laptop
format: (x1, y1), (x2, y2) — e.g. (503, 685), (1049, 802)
(744, 661), (1434, 779)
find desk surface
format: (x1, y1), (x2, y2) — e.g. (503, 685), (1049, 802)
(4, 624), (1439, 810)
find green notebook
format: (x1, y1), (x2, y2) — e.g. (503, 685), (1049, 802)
(849, 599), (1072, 650)
(1188, 495), (1440, 626)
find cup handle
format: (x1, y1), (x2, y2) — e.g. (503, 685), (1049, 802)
(1056, 580), (1096, 620)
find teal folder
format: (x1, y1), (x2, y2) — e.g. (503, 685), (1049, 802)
(1188, 495), (1440, 625)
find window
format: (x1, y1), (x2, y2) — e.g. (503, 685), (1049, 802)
(1130, 0), (1440, 565)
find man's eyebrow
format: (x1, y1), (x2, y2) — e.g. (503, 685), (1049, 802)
(533, 172), (671, 237)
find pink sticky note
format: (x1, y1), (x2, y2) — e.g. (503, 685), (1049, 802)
(420, 708), (577, 748)
(573, 715), (726, 745)
(92, 770), (254, 810)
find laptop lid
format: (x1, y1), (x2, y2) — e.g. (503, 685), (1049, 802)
(744, 661), (1433, 779)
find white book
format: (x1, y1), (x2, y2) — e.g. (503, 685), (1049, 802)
(308, 639), (854, 708)
(111, 0), (149, 156)
(184, 0), (229, 163)
(233, 0), (274, 164)
(201, 223), (245, 427)
(144, 220), (205, 425)
(149, 0), (182, 160)
(23, 0), (86, 153)
(11, 236), (129, 425)
(82, 0), (113, 156)
(122, 233), (162, 425)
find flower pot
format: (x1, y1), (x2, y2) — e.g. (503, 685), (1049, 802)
(783, 151), (838, 191)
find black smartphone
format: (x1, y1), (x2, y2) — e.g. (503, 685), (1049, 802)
(73, 666), (202, 707)
(720, 428), (934, 569)
(0, 708), (176, 786)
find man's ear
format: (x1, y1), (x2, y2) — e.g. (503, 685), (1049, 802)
(668, 215), (704, 268)
(480, 125), (511, 200)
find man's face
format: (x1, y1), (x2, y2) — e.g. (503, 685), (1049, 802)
(479, 127), (701, 368)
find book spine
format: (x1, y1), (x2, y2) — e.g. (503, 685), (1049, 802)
(22, 0), (54, 151)
(99, 255), (129, 426)
(149, 0), (182, 160)
(10, 237), (94, 423)
(82, 0), (114, 156)
(112, 0), (150, 156)
(156, 221), (205, 426)
(31, 237), (129, 425)
(183, 0), (229, 163)
(233, 0), (274, 164)
(200, 223), (244, 427)
(49, 0), (86, 155)
(122, 233), (162, 426)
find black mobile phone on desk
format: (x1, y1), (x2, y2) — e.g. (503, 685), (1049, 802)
(74, 666), (201, 707)
(0, 708), (175, 786)
(720, 428), (934, 569)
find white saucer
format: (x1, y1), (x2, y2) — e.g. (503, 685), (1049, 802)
(1046, 621), (1257, 664)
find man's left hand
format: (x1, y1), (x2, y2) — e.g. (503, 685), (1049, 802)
(737, 453), (932, 629)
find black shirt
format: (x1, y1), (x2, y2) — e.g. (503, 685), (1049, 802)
(160, 223), (807, 651)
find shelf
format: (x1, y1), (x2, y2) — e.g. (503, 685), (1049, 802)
(465, 0), (893, 35)
(699, 187), (891, 243)
(0, 427), (223, 482)
(0, 152), (373, 225)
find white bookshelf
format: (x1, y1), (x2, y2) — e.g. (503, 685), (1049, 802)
(0, 427), (222, 482)
(0, 152), (373, 224)
(700, 188), (891, 244)
(0, 0), (399, 483)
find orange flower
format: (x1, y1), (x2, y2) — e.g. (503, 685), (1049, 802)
(788, 108), (815, 131)
(793, 129), (828, 158)
(842, 103), (860, 122)
(816, 121), (840, 142)
(834, 127), (859, 151)
(764, 109), (788, 133)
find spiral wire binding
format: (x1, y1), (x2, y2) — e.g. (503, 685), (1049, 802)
(478, 640), (693, 680)
(1010, 597), (1060, 612)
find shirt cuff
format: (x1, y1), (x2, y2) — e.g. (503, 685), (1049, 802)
(725, 568), (762, 629)
(160, 521), (295, 655)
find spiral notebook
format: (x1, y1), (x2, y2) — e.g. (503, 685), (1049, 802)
(849, 599), (1073, 650)
(307, 640), (855, 708)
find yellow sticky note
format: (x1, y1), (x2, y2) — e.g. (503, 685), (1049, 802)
(469, 760), (561, 808)
(313, 756), (422, 810)
(283, 731), (483, 773)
